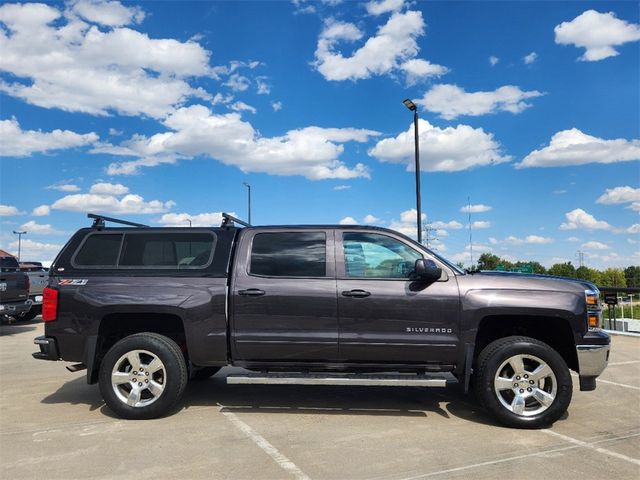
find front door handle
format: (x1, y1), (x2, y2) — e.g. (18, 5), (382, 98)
(342, 289), (371, 298)
(238, 288), (266, 297)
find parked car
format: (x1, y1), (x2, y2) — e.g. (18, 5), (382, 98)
(33, 214), (610, 428)
(1, 254), (32, 322)
(19, 261), (49, 320)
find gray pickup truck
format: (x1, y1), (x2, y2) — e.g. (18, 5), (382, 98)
(1, 254), (32, 321)
(33, 214), (610, 428)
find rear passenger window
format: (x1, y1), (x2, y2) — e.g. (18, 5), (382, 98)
(74, 234), (122, 266)
(119, 233), (215, 268)
(250, 232), (326, 277)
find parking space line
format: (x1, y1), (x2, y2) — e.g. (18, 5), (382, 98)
(397, 432), (640, 479)
(541, 429), (640, 466)
(598, 379), (640, 391)
(608, 360), (640, 366)
(218, 404), (311, 480)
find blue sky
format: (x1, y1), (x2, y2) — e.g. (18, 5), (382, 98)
(0, 0), (638, 268)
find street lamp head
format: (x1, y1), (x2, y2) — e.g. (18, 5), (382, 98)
(13, 230), (27, 235)
(402, 98), (417, 111)
(242, 182), (250, 188)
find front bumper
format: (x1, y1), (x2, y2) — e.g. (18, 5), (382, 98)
(33, 336), (59, 361)
(576, 329), (610, 391)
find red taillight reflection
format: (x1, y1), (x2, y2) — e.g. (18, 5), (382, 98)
(42, 287), (58, 322)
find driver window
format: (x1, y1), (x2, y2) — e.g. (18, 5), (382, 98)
(343, 232), (422, 279)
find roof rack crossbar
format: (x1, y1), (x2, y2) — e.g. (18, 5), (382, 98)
(221, 213), (251, 228)
(88, 213), (149, 229)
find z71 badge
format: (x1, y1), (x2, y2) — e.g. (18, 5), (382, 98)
(59, 279), (88, 286)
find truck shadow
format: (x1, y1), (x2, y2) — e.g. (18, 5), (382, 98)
(41, 368), (540, 427)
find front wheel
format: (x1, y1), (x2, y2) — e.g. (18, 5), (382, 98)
(474, 336), (572, 428)
(99, 333), (188, 420)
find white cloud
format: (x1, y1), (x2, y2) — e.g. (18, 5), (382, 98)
(554, 10), (640, 61)
(388, 208), (427, 238)
(271, 101), (283, 112)
(460, 203), (492, 213)
(431, 220), (464, 230)
(582, 241), (610, 250)
(363, 214), (381, 224)
(157, 212), (227, 227)
(256, 78), (271, 95)
(596, 186), (640, 206)
(503, 235), (554, 245)
(450, 243), (493, 265)
(625, 224), (640, 234)
(369, 118), (510, 172)
(489, 55), (499, 66)
(0, 2), (212, 118)
(46, 183), (81, 192)
(32, 205), (50, 217)
(365, 0), (404, 16)
(212, 93), (234, 106)
(400, 59), (448, 85)
(52, 193), (175, 215)
(231, 101), (257, 114)
(517, 128), (640, 168)
(416, 84), (544, 120)
(108, 128), (123, 136)
(95, 104), (380, 180)
(8, 238), (62, 262)
(472, 221), (492, 229)
(339, 216), (358, 225)
(435, 229), (448, 237)
(333, 185), (351, 191)
(70, 0), (145, 27)
(629, 202), (640, 213)
(523, 51), (538, 64)
(89, 182), (129, 195)
(224, 74), (250, 92)
(567, 236), (580, 242)
(19, 220), (58, 235)
(0, 118), (97, 157)
(559, 208), (611, 230)
(628, 238), (638, 245)
(0, 204), (25, 216)
(313, 11), (447, 84)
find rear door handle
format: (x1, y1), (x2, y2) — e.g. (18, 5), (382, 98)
(238, 288), (266, 297)
(342, 289), (371, 298)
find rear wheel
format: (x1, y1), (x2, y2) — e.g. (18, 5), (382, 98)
(474, 336), (572, 428)
(99, 333), (188, 420)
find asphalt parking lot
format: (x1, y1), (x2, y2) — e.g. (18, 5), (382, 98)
(1, 320), (639, 480)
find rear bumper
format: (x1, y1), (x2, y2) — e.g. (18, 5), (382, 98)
(0, 299), (33, 317)
(33, 336), (60, 361)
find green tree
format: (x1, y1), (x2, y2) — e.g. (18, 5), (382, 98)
(548, 262), (576, 278)
(623, 266), (640, 288)
(575, 266), (602, 285)
(477, 253), (501, 271)
(600, 268), (627, 288)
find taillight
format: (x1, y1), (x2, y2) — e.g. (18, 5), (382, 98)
(42, 287), (58, 322)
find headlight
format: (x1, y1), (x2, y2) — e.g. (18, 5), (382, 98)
(585, 289), (601, 328)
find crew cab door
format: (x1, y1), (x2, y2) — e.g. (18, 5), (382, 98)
(336, 230), (460, 364)
(230, 229), (338, 362)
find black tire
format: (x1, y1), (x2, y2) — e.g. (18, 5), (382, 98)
(190, 366), (221, 381)
(474, 336), (572, 429)
(98, 333), (188, 420)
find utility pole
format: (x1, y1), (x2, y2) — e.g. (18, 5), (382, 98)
(242, 182), (252, 225)
(424, 225), (438, 250)
(468, 196), (473, 267)
(12, 230), (26, 261)
(402, 99), (422, 244)
(576, 250), (585, 267)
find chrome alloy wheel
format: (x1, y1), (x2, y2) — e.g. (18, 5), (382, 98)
(493, 354), (557, 417)
(110, 350), (167, 408)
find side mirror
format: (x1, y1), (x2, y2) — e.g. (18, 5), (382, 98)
(414, 258), (442, 281)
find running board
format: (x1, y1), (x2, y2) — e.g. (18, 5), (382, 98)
(226, 373), (447, 387)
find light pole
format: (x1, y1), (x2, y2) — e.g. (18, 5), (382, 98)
(186, 219), (192, 227)
(242, 182), (252, 225)
(13, 230), (26, 261)
(402, 98), (422, 244)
